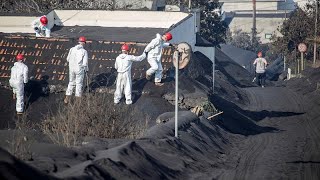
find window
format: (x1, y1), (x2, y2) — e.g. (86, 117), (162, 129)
(265, 33), (272, 39)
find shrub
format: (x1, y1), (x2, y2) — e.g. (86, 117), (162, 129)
(40, 93), (148, 147)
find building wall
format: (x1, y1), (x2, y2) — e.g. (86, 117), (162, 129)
(229, 16), (285, 43)
(221, 0), (299, 11)
(223, 2), (280, 11)
(168, 15), (196, 50)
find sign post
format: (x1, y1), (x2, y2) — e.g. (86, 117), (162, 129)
(298, 43), (307, 73)
(172, 43), (191, 138)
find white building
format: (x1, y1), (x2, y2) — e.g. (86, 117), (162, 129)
(221, 0), (308, 43)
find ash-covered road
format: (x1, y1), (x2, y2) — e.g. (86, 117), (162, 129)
(219, 87), (320, 180)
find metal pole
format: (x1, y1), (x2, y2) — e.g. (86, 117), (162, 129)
(188, 0), (191, 10)
(252, 0), (256, 45)
(212, 48), (215, 93)
(301, 52), (304, 71)
(175, 52), (179, 138)
(314, 0), (318, 66)
(284, 3), (287, 72)
(295, 46), (299, 74)
(284, 55), (286, 71)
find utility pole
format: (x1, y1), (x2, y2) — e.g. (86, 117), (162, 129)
(284, 0), (287, 71)
(252, 0), (257, 45)
(314, 0), (318, 67)
(188, 0), (191, 10)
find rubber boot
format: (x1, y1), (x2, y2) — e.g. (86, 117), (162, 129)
(146, 72), (151, 80)
(155, 82), (164, 86)
(64, 95), (70, 104)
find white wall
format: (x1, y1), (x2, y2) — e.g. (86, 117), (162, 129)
(0, 16), (38, 33)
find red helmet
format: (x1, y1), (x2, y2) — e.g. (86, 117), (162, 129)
(164, 32), (173, 41)
(79, 36), (86, 42)
(40, 16), (48, 25)
(121, 44), (129, 51)
(257, 52), (262, 57)
(16, 54), (24, 61)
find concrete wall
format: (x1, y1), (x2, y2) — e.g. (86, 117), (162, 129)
(0, 16), (37, 33)
(53, 10), (189, 28)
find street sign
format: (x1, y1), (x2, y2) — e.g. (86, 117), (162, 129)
(298, 43), (307, 53)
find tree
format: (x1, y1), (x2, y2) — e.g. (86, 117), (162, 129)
(226, 29), (260, 52)
(166, 0), (227, 46)
(271, 6), (315, 63)
(197, 0), (227, 46)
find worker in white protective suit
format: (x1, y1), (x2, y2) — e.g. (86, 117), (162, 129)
(31, 15), (51, 37)
(64, 36), (88, 104)
(9, 54), (28, 115)
(144, 32), (173, 86)
(114, 44), (146, 105)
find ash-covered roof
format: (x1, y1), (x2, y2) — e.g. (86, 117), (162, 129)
(0, 35), (175, 86)
(50, 26), (167, 42)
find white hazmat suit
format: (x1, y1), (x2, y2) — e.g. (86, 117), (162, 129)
(31, 16), (51, 37)
(66, 44), (88, 97)
(144, 33), (170, 83)
(114, 53), (146, 104)
(9, 62), (28, 113)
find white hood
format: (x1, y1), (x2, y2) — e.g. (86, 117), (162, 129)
(118, 53), (127, 59)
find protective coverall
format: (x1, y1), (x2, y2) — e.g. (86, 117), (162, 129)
(66, 44), (88, 97)
(114, 53), (146, 104)
(31, 17), (51, 37)
(144, 33), (170, 83)
(9, 62), (28, 113)
(253, 57), (267, 87)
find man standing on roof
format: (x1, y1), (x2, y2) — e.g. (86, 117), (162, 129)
(114, 44), (146, 105)
(32, 15), (51, 37)
(64, 36), (88, 104)
(9, 54), (28, 115)
(144, 32), (173, 86)
(253, 52), (268, 88)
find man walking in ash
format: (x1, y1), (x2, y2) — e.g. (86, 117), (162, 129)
(253, 52), (268, 88)
(114, 44), (146, 105)
(144, 32), (173, 86)
(9, 54), (28, 115)
(64, 36), (89, 103)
